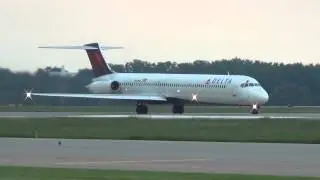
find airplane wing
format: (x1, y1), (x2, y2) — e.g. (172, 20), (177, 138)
(26, 92), (167, 101)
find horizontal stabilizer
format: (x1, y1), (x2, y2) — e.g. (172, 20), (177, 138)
(28, 92), (167, 101)
(38, 45), (124, 50)
(38, 42), (122, 77)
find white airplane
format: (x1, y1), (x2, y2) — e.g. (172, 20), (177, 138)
(25, 42), (269, 114)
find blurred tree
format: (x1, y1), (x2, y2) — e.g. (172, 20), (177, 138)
(1, 58), (319, 106)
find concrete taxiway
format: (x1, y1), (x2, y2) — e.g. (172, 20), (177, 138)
(1, 111), (320, 120)
(0, 138), (320, 177)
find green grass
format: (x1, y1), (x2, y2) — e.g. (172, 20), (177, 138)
(0, 166), (318, 180)
(3, 104), (320, 113)
(1, 118), (320, 144)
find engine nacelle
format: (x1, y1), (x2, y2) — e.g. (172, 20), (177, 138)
(110, 81), (120, 91)
(86, 80), (122, 93)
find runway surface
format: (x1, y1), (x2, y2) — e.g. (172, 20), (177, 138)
(0, 138), (320, 177)
(1, 111), (320, 119)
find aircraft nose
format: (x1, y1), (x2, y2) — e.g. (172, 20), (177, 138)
(85, 83), (93, 92)
(249, 88), (269, 104)
(260, 89), (269, 104)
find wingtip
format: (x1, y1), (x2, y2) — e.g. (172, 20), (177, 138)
(24, 89), (34, 100)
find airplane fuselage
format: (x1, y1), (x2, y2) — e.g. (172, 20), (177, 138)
(86, 73), (269, 106)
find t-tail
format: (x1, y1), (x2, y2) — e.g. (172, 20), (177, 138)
(38, 42), (124, 77)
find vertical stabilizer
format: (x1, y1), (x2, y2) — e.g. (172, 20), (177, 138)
(84, 43), (114, 77)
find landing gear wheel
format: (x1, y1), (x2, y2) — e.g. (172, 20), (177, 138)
(172, 105), (184, 114)
(136, 103), (148, 114)
(251, 108), (259, 114)
(251, 104), (260, 114)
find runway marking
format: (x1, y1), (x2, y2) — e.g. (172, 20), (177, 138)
(61, 114), (320, 120)
(55, 158), (211, 165)
(1, 112), (320, 120)
(63, 115), (264, 119)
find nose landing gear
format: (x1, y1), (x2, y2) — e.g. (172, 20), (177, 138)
(251, 103), (260, 114)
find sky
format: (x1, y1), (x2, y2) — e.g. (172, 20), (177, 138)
(0, 0), (319, 72)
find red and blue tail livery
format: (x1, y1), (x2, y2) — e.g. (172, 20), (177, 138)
(84, 43), (114, 77)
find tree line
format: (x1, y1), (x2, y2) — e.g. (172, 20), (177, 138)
(0, 58), (319, 106)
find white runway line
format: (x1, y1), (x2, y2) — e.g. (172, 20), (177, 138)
(55, 158), (210, 165)
(63, 114), (264, 119)
(1, 112), (320, 119)
(268, 116), (314, 119)
(62, 114), (319, 120)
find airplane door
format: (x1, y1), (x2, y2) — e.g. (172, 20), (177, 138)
(232, 84), (238, 98)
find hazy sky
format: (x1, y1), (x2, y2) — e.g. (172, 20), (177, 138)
(0, 0), (319, 72)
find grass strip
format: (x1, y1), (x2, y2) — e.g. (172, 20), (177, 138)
(1, 118), (320, 143)
(0, 166), (318, 180)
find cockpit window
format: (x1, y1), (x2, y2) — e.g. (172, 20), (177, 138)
(240, 82), (261, 88)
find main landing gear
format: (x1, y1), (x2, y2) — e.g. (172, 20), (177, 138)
(251, 104), (260, 114)
(136, 101), (148, 114)
(135, 101), (185, 114)
(172, 104), (184, 114)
